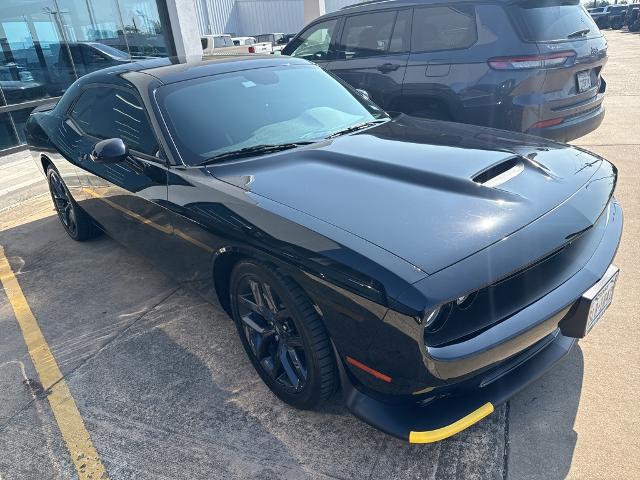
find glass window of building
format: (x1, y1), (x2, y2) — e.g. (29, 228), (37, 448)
(0, 0), (172, 152)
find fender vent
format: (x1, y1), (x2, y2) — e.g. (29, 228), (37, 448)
(473, 157), (524, 188)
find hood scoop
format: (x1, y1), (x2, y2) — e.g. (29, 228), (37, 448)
(473, 157), (525, 188)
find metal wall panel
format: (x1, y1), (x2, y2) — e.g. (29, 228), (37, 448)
(194, 0), (366, 37)
(325, 0), (361, 13)
(235, 0), (303, 35)
(195, 0), (239, 35)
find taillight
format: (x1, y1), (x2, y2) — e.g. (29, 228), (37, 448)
(488, 51), (575, 70)
(248, 46), (256, 53)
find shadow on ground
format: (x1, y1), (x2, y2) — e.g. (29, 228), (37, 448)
(507, 346), (583, 480)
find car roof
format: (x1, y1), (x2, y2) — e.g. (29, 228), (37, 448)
(324, 0), (553, 17)
(79, 55), (312, 86)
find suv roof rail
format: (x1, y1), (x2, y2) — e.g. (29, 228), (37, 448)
(340, 0), (399, 11)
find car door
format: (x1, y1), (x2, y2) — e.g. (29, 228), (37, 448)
(282, 18), (341, 70)
(67, 85), (174, 265)
(327, 9), (411, 111)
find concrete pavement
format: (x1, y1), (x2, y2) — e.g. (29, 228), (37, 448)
(506, 29), (640, 480)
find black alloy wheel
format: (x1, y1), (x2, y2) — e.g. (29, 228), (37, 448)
(47, 167), (99, 241)
(230, 261), (337, 409)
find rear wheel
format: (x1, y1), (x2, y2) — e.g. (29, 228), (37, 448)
(230, 260), (337, 409)
(47, 167), (99, 241)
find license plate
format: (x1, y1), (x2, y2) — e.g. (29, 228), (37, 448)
(560, 265), (619, 338)
(585, 269), (618, 334)
(577, 70), (592, 93)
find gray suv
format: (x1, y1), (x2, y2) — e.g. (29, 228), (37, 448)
(282, 0), (607, 142)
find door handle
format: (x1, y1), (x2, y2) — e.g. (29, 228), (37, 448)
(377, 63), (399, 73)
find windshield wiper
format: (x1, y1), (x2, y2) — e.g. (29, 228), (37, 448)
(567, 28), (590, 39)
(325, 119), (389, 139)
(197, 142), (314, 166)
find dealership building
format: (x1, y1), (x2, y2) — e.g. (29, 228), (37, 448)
(0, 0), (354, 153)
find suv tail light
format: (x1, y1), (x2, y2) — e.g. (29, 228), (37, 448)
(488, 51), (575, 70)
(248, 46), (256, 53)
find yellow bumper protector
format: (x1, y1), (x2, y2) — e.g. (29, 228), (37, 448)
(409, 402), (494, 443)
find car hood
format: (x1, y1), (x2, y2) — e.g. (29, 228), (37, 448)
(208, 116), (606, 274)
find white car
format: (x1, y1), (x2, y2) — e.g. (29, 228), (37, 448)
(233, 36), (255, 46)
(201, 34), (272, 55)
(252, 33), (287, 52)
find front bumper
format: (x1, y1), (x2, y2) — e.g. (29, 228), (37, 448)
(338, 198), (622, 442)
(338, 330), (575, 443)
(526, 104), (605, 143)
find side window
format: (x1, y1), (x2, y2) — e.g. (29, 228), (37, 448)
(70, 87), (158, 155)
(389, 9), (413, 53)
(411, 6), (477, 52)
(338, 11), (397, 59)
(289, 19), (338, 61)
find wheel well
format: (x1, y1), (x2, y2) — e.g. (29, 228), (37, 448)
(213, 251), (246, 316)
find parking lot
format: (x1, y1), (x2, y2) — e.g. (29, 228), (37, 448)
(1, 29), (639, 480)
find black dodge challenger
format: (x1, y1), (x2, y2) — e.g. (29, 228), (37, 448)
(26, 56), (622, 443)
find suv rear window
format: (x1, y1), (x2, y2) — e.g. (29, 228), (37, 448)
(508, 1), (600, 42)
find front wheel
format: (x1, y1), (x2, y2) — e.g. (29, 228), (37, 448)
(230, 260), (337, 409)
(47, 167), (100, 241)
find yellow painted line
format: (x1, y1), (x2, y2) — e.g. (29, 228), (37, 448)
(83, 188), (213, 253)
(0, 246), (108, 480)
(408, 402), (494, 443)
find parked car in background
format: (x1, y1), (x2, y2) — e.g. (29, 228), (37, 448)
(201, 34), (272, 55)
(626, 6), (640, 31)
(0, 63), (47, 104)
(252, 33), (287, 52)
(51, 41), (133, 95)
(233, 36), (256, 46)
(283, 0), (607, 142)
(589, 4), (628, 29)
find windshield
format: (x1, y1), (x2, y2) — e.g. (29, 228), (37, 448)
(156, 65), (386, 165)
(508, 2), (600, 42)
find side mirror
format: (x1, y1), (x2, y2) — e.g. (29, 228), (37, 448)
(90, 138), (128, 164)
(355, 89), (370, 101)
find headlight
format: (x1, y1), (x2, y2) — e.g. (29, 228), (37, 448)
(421, 303), (452, 332)
(455, 291), (478, 310)
(423, 305), (442, 327)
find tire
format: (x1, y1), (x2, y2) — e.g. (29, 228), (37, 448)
(229, 260), (337, 409)
(46, 167), (100, 241)
(611, 18), (623, 29)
